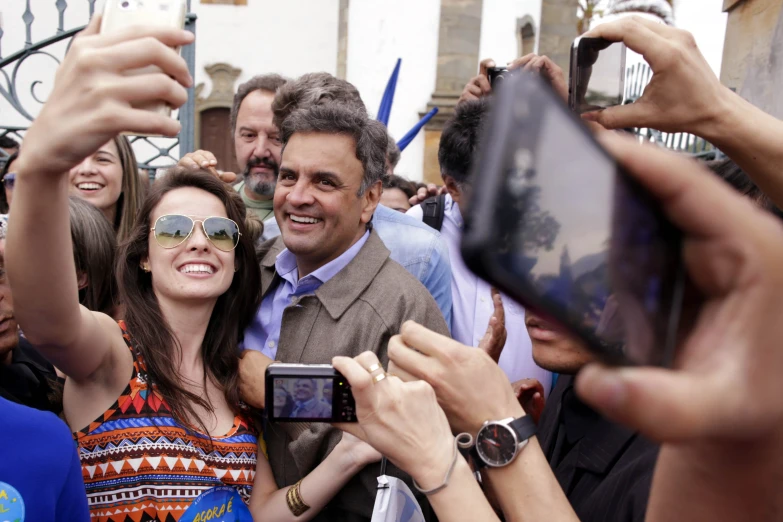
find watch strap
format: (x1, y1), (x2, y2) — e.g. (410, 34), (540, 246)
(509, 415), (537, 443)
(470, 446), (487, 469)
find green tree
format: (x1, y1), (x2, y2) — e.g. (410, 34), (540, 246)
(577, 0), (604, 35)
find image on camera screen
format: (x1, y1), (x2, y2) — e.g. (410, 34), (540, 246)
(272, 377), (334, 420)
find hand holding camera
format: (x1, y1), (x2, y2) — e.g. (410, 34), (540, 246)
(388, 321), (525, 436)
(332, 352), (457, 492)
(458, 58), (495, 104)
(510, 54), (569, 102)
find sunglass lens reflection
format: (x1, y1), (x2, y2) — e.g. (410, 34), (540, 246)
(155, 215), (194, 248)
(204, 217), (239, 251)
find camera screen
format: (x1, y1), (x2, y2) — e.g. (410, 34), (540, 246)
(271, 377), (336, 420)
(573, 39), (626, 113)
(488, 75), (682, 365)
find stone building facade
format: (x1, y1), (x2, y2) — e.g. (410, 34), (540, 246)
(721, 0), (783, 119)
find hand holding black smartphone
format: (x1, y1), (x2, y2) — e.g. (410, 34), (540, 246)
(569, 37), (627, 113)
(265, 364), (357, 422)
(461, 71), (688, 367)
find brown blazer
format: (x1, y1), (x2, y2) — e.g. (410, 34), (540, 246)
(259, 229), (450, 521)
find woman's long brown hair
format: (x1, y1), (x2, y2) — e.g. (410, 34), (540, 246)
(117, 168), (262, 434)
(113, 136), (144, 243)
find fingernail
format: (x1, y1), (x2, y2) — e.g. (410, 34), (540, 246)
(581, 112), (599, 122)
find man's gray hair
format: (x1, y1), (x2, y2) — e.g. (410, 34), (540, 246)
(386, 137), (401, 171)
(272, 72), (367, 130)
(281, 103), (387, 196)
(230, 73), (289, 134)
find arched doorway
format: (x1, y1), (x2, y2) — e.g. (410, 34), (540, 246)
(195, 63), (243, 174)
(517, 16), (537, 57)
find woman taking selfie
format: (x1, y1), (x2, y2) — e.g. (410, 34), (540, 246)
(7, 19), (378, 521)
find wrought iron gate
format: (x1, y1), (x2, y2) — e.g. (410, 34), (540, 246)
(0, 0), (196, 171)
(624, 62), (718, 160)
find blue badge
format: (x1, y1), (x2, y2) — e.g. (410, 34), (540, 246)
(180, 486), (252, 522)
(0, 482), (25, 522)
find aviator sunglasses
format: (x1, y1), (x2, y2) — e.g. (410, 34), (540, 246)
(152, 214), (241, 252)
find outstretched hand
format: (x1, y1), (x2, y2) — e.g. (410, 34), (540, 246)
(478, 288), (507, 363)
(17, 16), (194, 177)
(576, 132), (783, 445)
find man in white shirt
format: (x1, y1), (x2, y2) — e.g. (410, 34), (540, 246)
(407, 99), (552, 395)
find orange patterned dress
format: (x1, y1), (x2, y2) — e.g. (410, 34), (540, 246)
(73, 322), (262, 522)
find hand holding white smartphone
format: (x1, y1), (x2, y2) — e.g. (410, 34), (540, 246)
(100, 0), (188, 129)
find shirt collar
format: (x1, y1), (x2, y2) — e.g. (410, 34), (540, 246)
(260, 229), (392, 320)
(444, 193), (463, 228)
(274, 230), (371, 291)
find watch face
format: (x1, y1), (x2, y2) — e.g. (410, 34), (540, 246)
(476, 422), (518, 467)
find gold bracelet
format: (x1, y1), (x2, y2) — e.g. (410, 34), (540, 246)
(286, 479), (310, 517)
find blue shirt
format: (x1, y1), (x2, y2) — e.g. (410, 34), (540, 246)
(244, 231), (370, 356)
(262, 204), (453, 328)
(0, 396), (90, 522)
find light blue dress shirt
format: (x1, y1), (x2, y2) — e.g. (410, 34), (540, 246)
(243, 231), (370, 357)
(262, 204), (453, 328)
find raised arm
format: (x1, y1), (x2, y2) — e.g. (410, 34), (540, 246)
(387, 323), (579, 522)
(583, 16), (783, 208)
(6, 17), (193, 380)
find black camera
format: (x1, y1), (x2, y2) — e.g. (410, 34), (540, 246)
(487, 66), (515, 88)
(265, 364), (357, 422)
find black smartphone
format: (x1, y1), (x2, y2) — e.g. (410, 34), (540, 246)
(568, 37), (627, 113)
(265, 364), (357, 422)
(461, 71), (687, 367)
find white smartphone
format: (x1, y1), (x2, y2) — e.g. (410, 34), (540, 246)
(100, 0), (188, 125)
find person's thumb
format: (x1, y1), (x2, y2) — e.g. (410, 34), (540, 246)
(574, 363), (720, 443)
(582, 101), (651, 131)
(218, 171), (237, 183)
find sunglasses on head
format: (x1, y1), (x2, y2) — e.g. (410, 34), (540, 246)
(3, 173), (15, 189)
(152, 214), (241, 252)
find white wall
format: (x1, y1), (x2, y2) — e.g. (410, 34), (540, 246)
(593, 0), (727, 76)
(673, 0), (727, 76)
(345, 0), (441, 182)
(191, 0), (339, 95)
(478, 0), (542, 66)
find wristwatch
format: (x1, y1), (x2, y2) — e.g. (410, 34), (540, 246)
(474, 415), (536, 468)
